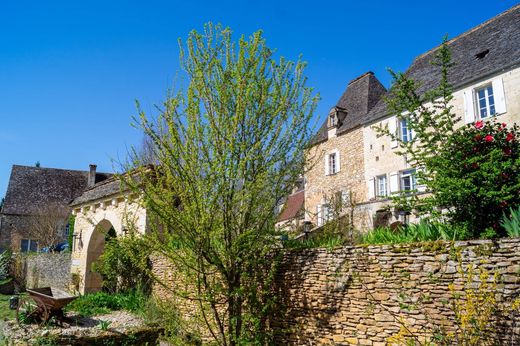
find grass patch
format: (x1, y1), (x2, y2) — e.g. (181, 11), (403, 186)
(0, 294), (16, 321)
(66, 290), (147, 317)
(284, 234), (346, 250)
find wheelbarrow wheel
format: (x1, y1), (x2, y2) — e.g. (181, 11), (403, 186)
(16, 297), (39, 325)
(32, 296), (51, 326)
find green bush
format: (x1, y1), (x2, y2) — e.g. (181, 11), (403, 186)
(501, 206), (520, 238)
(427, 120), (520, 238)
(361, 220), (467, 245)
(66, 290), (147, 317)
(92, 235), (152, 294)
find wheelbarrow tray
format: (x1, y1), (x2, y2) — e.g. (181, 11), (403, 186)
(26, 287), (78, 311)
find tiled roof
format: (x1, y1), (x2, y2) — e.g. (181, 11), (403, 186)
(69, 176), (125, 207)
(310, 72), (386, 145)
(277, 190), (304, 222)
(1, 165), (111, 215)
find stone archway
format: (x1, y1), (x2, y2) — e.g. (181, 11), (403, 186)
(69, 181), (148, 294)
(83, 219), (115, 293)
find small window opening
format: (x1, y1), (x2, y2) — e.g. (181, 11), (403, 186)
(475, 49), (489, 60)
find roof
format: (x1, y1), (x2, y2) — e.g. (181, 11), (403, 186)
(1, 165), (111, 216)
(310, 72), (386, 145)
(69, 165), (155, 207)
(277, 190), (304, 222)
(69, 176), (125, 207)
(364, 4), (520, 124)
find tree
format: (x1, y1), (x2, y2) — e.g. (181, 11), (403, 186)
(25, 203), (70, 250)
(375, 38), (520, 237)
(126, 24), (318, 345)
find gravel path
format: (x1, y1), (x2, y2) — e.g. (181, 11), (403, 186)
(2, 310), (161, 345)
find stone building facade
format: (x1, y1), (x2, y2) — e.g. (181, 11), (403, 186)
(304, 72), (386, 230)
(303, 4), (520, 230)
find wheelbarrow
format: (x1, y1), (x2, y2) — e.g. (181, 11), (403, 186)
(16, 287), (78, 325)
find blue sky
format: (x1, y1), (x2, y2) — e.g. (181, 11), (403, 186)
(0, 0), (517, 198)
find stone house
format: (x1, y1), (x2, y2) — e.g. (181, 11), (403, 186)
(276, 187), (305, 232)
(304, 72), (386, 229)
(304, 4), (520, 230)
(0, 164), (111, 252)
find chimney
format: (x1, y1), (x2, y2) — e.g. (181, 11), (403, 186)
(88, 164), (97, 187)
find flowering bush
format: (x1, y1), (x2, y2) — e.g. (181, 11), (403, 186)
(430, 120), (520, 237)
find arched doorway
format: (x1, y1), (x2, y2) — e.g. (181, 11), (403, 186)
(83, 219), (116, 293)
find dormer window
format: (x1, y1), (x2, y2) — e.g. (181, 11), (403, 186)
(329, 113), (337, 127)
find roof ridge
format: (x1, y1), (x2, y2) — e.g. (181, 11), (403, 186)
(348, 71), (374, 85)
(11, 164), (112, 175)
(414, 4), (520, 61)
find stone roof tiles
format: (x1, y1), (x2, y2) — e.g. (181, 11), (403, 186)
(1, 165), (111, 216)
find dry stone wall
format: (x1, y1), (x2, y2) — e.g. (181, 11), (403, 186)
(151, 238), (520, 345)
(274, 238), (520, 345)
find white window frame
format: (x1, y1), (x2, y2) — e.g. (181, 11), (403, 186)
(400, 169), (416, 192)
(376, 175), (387, 197)
(464, 78), (506, 124)
(399, 118), (413, 143)
(20, 239), (38, 253)
(325, 150), (340, 176)
(317, 204), (332, 226)
(475, 84), (496, 119)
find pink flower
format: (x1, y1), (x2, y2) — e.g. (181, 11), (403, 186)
(502, 123), (507, 128)
(484, 135), (494, 142)
(475, 120), (484, 129)
(506, 133), (515, 142)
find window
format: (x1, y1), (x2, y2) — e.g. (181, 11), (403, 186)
(325, 150), (340, 176)
(399, 118), (413, 143)
(329, 153), (337, 175)
(317, 204), (332, 226)
(400, 169), (416, 192)
(329, 114), (337, 127)
(475, 84), (496, 119)
(20, 239), (38, 253)
(376, 175), (387, 197)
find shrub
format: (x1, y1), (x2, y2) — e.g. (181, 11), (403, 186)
(66, 290), (147, 317)
(92, 234), (152, 294)
(361, 220), (466, 245)
(501, 206), (520, 238)
(429, 120), (520, 238)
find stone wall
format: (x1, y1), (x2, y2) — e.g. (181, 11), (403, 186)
(151, 238), (520, 345)
(274, 238), (520, 345)
(24, 253), (71, 291)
